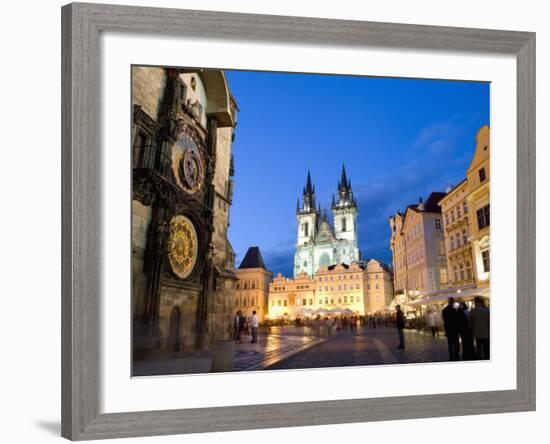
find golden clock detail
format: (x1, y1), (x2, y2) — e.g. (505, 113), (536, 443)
(167, 215), (199, 279)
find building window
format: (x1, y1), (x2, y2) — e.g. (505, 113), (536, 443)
(342, 217), (347, 232)
(466, 261), (472, 280)
(309, 299), (313, 305)
(283, 300), (287, 306)
(330, 298), (334, 304)
(457, 206), (461, 217)
(367, 284), (370, 290)
(462, 229), (468, 245)
(463, 202), (468, 214)
(460, 263), (465, 281)
(479, 167), (487, 182)
(304, 222), (309, 237)
(350, 296), (354, 303)
(435, 219), (441, 229)
(482, 250), (490, 272)
(376, 283), (379, 289)
(440, 268), (448, 285)
(476, 205), (490, 229)
(450, 234), (455, 250)
(344, 296), (348, 303)
(453, 266), (459, 283)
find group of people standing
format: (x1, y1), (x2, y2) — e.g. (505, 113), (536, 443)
(442, 296), (490, 361)
(395, 296), (490, 361)
(233, 310), (259, 344)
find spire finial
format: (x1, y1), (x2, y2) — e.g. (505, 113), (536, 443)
(340, 163), (349, 190)
(305, 170), (314, 194)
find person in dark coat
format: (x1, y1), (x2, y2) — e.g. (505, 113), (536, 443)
(395, 305), (406, 349)
(233, 311), (241, 343)
(238, 311), (246, 340)
(470, 296), (490, 359)
(442, 297), (460, 361)
(457, 302), (475, 360)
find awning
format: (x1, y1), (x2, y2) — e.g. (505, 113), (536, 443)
(407, 286), (490, 306)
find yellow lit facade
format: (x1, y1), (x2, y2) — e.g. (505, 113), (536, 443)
(233, 246), (273, 321)
(439, 179), (476, 287)
(438, 125), (490, 291)
(267, 261), (393, 319)
(465, 125), (491, 288)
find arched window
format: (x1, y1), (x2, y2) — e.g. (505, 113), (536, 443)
(243, 282), (248, 290)
(342, 217), (347, 232)
(251, 281), (256, 289)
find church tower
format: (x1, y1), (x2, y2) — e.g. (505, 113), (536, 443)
(296, 170), (319, 246)
(332, 165), (360, 263)
(294, 171), (319, 276)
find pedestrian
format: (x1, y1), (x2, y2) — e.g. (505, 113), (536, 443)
(395, 304), (405, 349)
(425, 309), (437, 338)
(457, 302), (475, 360)
(336, 317), (342, 334)
(238, 311), (246, 340)
(469, 296), (490, 359)
(442, 298), (460, 360)
(250, 310), (259, 343)
(233, 311), (241, 343)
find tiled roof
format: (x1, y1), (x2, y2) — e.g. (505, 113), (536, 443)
(238, 246), (267, 270)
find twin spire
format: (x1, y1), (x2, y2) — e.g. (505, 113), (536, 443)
(297, 164), (357, 215)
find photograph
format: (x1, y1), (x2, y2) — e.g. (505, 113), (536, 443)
(131, 65), (491, 376)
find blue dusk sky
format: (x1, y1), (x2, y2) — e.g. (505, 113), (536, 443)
(224, 70), (489, 277)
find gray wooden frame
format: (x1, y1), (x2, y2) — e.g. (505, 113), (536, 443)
(61, 2), (536, 440)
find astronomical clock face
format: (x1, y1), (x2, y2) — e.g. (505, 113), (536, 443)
(167, 215), (199, 279)
(171, 132), (204, 194)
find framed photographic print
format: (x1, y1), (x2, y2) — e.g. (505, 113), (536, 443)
(61, 2), (536, 440)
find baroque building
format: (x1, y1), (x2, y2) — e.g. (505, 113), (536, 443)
(294, 166), (360, 277)
(268, 260), (393, 319)
(439, 125), (490, 290)
(132, 67), (239, 358)
(234, 247), (273, 321)
(389, 192), (448, 301)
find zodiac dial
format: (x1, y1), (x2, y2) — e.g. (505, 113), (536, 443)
(172, 132), (204, 194)
(167, 215), (199, 279)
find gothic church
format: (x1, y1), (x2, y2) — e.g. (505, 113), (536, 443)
(294, 166), (360, 276)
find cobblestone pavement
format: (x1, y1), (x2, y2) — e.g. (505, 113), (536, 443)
(268, 326), (449, 370)
(233, 332), (324, 371)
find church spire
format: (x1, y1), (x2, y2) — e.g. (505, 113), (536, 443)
(305, 169), (314, 194)
(340, 164), (350, 190)
(297, 169), (317, 213)
(333, 163), (356, 210)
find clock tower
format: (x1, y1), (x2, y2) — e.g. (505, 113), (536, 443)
(132, 67), (238, 358)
